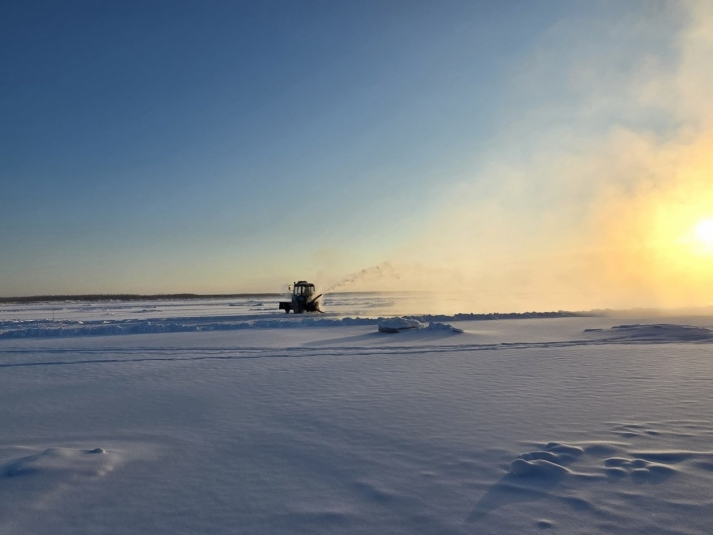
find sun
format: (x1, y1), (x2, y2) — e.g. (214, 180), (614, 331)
(695, 219), (713, 246)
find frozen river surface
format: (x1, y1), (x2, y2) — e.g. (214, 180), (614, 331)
(1, 297), (712, 534)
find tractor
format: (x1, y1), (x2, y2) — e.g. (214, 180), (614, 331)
(279, 281), (323, 313)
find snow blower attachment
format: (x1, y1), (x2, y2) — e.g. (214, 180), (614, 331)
(279, 281), (323, 313)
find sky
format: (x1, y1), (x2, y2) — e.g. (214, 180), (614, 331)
(2, 1), (712, 311)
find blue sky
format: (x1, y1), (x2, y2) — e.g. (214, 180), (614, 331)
(3, 1), (706, 304)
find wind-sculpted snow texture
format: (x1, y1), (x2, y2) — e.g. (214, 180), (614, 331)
(0, 297), (586, 339)
(584, 323), (713, 342)
(1, 299), (713, 534)
(0, 316), (472, 338)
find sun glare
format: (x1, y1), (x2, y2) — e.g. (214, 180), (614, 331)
(696, 219), (713, 245)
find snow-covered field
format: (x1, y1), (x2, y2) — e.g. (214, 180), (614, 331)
(1, 296), (713, 534)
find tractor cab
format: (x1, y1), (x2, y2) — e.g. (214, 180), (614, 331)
(292, 281), (315, 298)
(278, 281), (323, 314)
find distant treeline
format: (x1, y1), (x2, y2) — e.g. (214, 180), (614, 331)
(0, 293), (280, 304)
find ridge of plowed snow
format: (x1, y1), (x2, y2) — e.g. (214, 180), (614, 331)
(584, 324), (713, 343)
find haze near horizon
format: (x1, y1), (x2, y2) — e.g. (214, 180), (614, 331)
(3, 1), (713, 312)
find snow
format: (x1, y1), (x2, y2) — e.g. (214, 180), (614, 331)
(585, 323), (713, 342)
(377, 318), (464, 333)
(377, 317), (425, 332)
(1, 296), (713, 534)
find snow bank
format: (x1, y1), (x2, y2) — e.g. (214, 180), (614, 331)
(4, 317), (712, 343)
(377, 318), (424, 333)
(407, 311), (590, 321)
(1, 446), (117, 479)
(424, 321), (464, 333)
(585, 324), (713, 343)
(0, 316), (467, 339)
(0, 318), (453, 339)
(377, 318), (465, 334)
